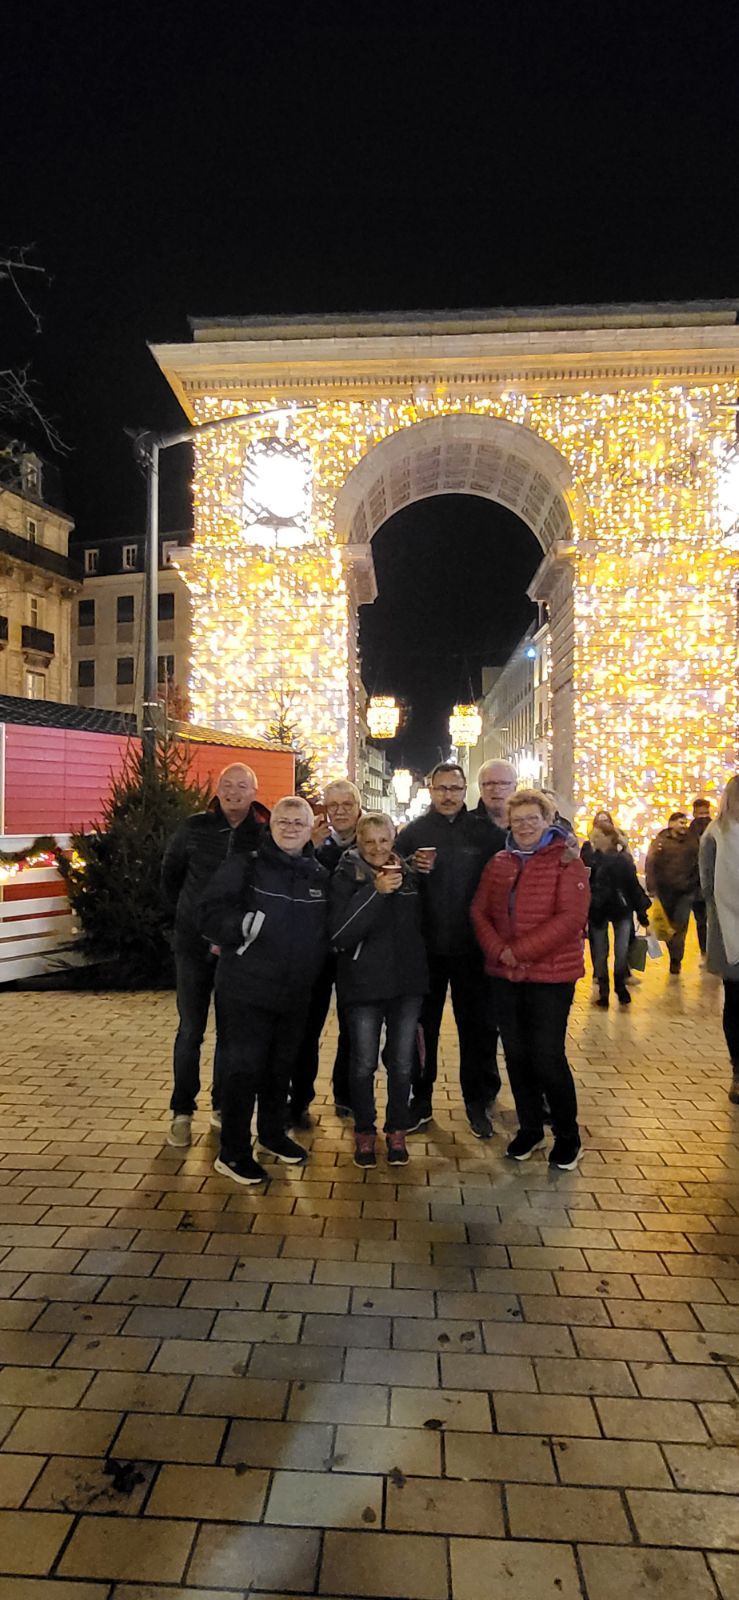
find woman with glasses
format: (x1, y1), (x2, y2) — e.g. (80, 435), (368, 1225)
(471, 790), (590, 1170)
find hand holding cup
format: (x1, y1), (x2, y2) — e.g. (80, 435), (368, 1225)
(413, 846), (437, 875)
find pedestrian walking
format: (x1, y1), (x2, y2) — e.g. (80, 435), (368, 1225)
(288, 779), (361, 1126)
(397, 763), (505, 1138)
(471, 789), (589, 1170)
(197, 797), (329, 1186)
(699, 777), (739, 1105)
(645, 811), (700, 974)
(330, 813), (428, 1169)
(585, 820), (651, 1007)
(688, 797), (712, 957)
(161, 763), (269, 1148)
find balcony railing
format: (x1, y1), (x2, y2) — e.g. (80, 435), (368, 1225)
(0, 526), (82, 584)
(21, 625), (55, 656)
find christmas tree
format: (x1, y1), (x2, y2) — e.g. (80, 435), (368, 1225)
(65, 734), (210, 988)
(266, 694), (321, 804)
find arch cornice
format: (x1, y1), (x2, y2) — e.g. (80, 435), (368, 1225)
(332, 412), (574, 554)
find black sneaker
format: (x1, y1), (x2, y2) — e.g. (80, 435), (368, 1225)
(466, 1104), (494, 1139)
(615, 986), (632, 1006)
(214, 1154), (268, 1186)
(596, 985), (609, 1008)
(406, 1103), (432, 1133)
(257, 1133), (308, 1165)
(506, 1129), (546, 1161)
(549, 1136), (583, 1171)
(669, 960), (681, 976)
(354, 1132), (376, 1168)
(288, 1106), (314, 1131)
(386, 1131), (409, 1165)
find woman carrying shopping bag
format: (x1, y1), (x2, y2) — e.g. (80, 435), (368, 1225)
(586, 821), (651, 1007)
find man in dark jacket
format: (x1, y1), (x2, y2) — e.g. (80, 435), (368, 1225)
(161, 763), (269, 1147)
(396, 762), (505, 1136)
(688, 798), (712, 956)
(645, 811), (700, 974)
(197, 797), (329, 1186)
(288, 778), (361, 1127)
(475, 759), (517, 827)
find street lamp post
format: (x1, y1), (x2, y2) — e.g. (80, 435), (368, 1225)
(131, 405), (313, 760)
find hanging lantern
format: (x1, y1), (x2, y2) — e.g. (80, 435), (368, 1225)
(449, 703), (482, 747)
(392, 768), (413, 804)
(367, 696), (400, 740)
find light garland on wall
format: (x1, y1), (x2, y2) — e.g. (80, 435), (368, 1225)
(183, 382), (738, 842)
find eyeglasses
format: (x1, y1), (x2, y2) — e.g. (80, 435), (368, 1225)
(432, 784), (466, 795)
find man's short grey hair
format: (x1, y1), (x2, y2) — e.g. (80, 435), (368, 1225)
(324, 779), (361, 807)
(217, 762), (258, 788)
(272, 795), (314, 822)
(356, 811), (396, 840)
(478, 759), (517, 784)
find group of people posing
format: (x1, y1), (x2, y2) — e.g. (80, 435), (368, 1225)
(160, 758), (739, 1189)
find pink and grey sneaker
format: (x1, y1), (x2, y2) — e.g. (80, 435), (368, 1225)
(386, 1131), (409, 1166)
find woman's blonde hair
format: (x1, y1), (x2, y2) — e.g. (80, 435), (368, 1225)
(716, 776), (739, 829)
(356, 811), (396, 841)
(508, 789), (555, 824)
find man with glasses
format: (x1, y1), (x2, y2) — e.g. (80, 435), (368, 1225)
(476, 759), (518, 828)
(397, 762), (505, 1137)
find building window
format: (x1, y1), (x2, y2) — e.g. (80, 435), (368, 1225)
(157, 591), (175, 622)
(25, 670), (46, 699)
(85, 549), (99, 575)
(162, 540), (179, 565)
(122, 544), (138, 570)
(26, 517), (38, 544)
(117, 594), (134, 624)
(21, 457), (40, 496)
(116, 657), (134, 686)
(78, 598), (95, 628)
(29, 597), (39, 629)
(157, 654), (175, 682)
(77, 660), (95, 689)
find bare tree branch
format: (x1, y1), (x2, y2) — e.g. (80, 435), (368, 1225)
(0, 244), (67, 461)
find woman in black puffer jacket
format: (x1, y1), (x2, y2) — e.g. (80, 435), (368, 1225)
(329, 813), (428, 1169)
(584, 820), (651, 1007)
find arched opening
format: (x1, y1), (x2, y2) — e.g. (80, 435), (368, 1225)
(335, 412), (576, 797)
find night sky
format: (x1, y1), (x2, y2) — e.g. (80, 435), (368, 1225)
(4, 1), (739, 768)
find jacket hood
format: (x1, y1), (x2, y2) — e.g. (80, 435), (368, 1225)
(506, 822), (575, 861)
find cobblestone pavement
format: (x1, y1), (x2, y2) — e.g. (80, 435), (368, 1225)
(0, 941), (736, 1599)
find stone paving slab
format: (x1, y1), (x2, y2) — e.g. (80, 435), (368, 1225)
(0, 946), (736, 1594)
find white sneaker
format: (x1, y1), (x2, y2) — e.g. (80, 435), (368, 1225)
(167, 1114), (192, 1148)
(209, 1110), (222, 1131)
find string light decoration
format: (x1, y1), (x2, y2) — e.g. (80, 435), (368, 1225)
(0, 837), (82, 887)
(180, 380), (739, 842)
(366, 696), (400, 740)
(449, 703), (483, 747)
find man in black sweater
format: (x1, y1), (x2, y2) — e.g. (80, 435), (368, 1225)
(397, 762), (505, 1137)
(161, 764), (269, 1147)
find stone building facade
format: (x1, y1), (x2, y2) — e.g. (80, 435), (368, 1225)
(72, 533), (192, 720)
(0, 449), (80, 703)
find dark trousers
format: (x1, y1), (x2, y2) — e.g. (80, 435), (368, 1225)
(492, 978), (578, 1141)
(722, 980), (739, 1068)
(170, 946), (222, 1115)
(289, 957), (351, 1113)
(662, 891), (693, 965)
(347, 995), (422, 1134)
(590, 917), (632, 992)
(693, 898), (708, 955)
(414, 952), (499, 1111)
(217, 996), (307, 1163)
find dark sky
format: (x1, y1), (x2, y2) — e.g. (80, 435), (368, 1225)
(4, 0), (739, 767)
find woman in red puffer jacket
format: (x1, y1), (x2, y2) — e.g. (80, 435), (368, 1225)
(471, 789), (590, 1171)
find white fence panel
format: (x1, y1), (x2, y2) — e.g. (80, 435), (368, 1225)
(0, 834), (81, 984)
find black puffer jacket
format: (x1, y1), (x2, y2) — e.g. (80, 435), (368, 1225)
(329, 849), (429, 1004)
(586, 847), (651, 928)
(396, 807), (505, 957)
(196, 834), (329, 1012)
(161, 800), (270, 952)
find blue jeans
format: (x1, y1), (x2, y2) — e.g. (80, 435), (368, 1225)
(170, 946), (222, 1114)
(347, 996), (422, 1134)
(590, 917), (633, 991)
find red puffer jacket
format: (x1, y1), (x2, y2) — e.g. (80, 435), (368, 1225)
(471, 837), (590, 984)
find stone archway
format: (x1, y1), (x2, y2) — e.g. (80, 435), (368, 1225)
(333, 412), (578, 801)
(153, 305), (739, 846)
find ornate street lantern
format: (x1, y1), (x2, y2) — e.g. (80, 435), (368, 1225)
(367, 696), (400, 740)
(392, 768), (413, 804)
(449, 703), (482, 747)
